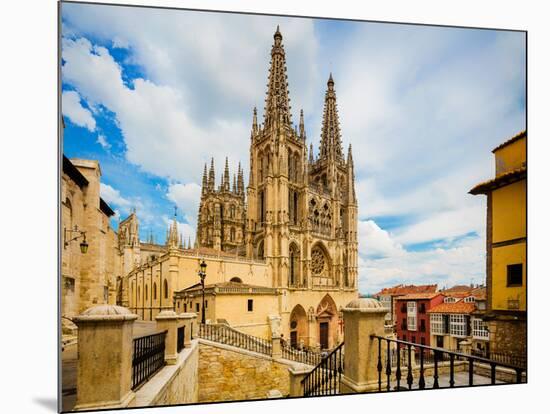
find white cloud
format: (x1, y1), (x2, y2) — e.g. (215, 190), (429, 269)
(96, 134), (111, 150)
(166, 182), (202, 229)
(61, 90), (96, 131)
(100, 183), (131, 209)
(358, 220), (405, 259)
(358, 231), (485, 294)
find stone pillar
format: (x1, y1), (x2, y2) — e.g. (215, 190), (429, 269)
(178, 312), (197, 347)
(459, 339), (473, 355)
(73, 305), (138, 411)
(155, 310), (179, 365)
(288, 365), (313, 397)
(340, 298), (388, 394)
(269, 315), (282, 358)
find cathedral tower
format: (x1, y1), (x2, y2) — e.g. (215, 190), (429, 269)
(197, 158), (246, 253)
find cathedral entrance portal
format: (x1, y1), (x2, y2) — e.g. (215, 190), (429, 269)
(319, 322), (329, 350)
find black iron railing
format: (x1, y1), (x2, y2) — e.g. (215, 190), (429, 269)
(198, 323), (272, 356)
(372, 335), (526, 392)
(302, 342), (344, 397)
(281, 344), (323, 366)
(177, 325), (185, 353)
(132, 331), (167, 390)
(470, 349), (526, 369)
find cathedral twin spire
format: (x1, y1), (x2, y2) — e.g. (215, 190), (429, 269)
(319, 73), (344, 163)
(260, 27), (347, 165)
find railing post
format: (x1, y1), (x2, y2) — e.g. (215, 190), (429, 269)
(73, 305), (138, 411)
(269, 315), (282, 358)
(340, 298), (388, 394)
(155, 310), (179, 365)
(178, 312), (196, 347)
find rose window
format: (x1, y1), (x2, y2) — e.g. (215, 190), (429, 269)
(311, 247), (326, 275)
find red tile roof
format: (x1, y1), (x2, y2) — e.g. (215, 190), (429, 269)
(428, 301), (476, 314)
(395, 292), (443, 301)
(374, 284), (438, 297)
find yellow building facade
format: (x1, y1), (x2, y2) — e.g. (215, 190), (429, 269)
(470, 130), (526, 357)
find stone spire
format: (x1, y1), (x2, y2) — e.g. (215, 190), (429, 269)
(237, 162), (244, 195)
(201, 162), (208, 194)
(347, 143), (356, 202)
(252, 106), (258, 135)
(319, 73), (344, 162)
(223, 157), (230, 192)
(263, 26), (292, 128)
(208, 158), (215, 190)
(309, 142), (314, 163)
(299, 109), (305, 140)
(167, 206), (179, 249)
(233, 173), (237, 193)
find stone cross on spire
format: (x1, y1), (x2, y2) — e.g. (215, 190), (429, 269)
(263, 26), (292, 128)
(319, 73), (344, 162)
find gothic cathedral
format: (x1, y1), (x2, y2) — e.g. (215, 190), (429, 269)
(197, 27), (358, 292)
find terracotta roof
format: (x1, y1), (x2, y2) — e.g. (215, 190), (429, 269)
(395, 292), (443, 301)
(374, 284), (437, 297)
(469, 166), (526, 195)
(181, 281), (271, 292)
(428, 301), (476, 314)
(492, 130), (526, 153)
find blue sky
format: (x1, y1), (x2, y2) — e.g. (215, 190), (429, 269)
(60, 3), (525, 294)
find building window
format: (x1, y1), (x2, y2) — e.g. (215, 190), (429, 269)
(205, 300), (208, 309)
(247, 299), (253, 312)
(104, 286), (109, 302)
(407, 301), (417, 331)
(430, 313), (445, 335)
(403, 334), (407, 342)
(195, 303), (199, 312)
(184, 303), (187, 312)
(464, 296), (475, 303)
(419, 303), (426, 314)
(164, 279), (168, 299)
(145, 285), (148, 301)
(153, 283), (157, 300)
(420, 319), (426, 332)
(420, 337), (425, 345)
(507, 264), (523, 287)
(444, 297), (456, 303)
(472, 318), (489, 340)
(450, 314), (467, 337)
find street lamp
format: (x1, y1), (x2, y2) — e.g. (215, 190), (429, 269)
(64, 225), (89, 254)
(198, 259), (207, 324)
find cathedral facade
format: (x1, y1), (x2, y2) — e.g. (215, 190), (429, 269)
(121, 27), (359, 350)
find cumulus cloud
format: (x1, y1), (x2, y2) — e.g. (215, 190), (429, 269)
(358, 220), (405, 259)
(61, 90), (96, 131)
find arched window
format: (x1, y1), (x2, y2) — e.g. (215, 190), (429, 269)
(153, 282), (157, 300)
(289, 244), (299, 286)
(230, 227), (236, 242)
(145, 285), (148, 301)
(230, 277), (243, 283)
(137, 286), (140, 302)
(164, 279), (168, 299)
(257, 240), (264, 260)
(230, 205), (236, 219)
(259, 191), (265, 223)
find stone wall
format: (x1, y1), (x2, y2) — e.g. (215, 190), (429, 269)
(133, 340), (199, 407)
(488, 318), (527, 357)
(198, 340), (291, 402)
